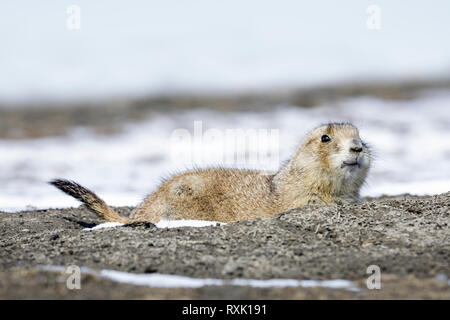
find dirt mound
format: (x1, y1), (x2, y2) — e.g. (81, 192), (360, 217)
(0, 192), (448, 299)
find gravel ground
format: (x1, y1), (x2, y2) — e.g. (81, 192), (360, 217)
(0, 192), (448, 299)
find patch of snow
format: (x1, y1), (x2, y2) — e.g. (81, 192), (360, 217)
(83, 222), (124, 231)
(100, 269), (225, 288)
(40, 265), (358, 290)
(364, 180), (450, 197)
(156, 219), (225, 228)
(100, 270), (358, 290)
(229, 278), (354, 289)
(102, 270), (356, 290)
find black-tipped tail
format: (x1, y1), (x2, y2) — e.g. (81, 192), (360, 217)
(50, 179), (129, 223)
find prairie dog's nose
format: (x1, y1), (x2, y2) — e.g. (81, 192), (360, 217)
(350, 138), (362, 153)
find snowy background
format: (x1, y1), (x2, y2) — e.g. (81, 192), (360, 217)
(1, 92), (449, 212)
(1, 0), (449, 103)
(0, 1), (449, 212)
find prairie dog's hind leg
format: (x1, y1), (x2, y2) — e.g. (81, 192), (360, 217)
(129, 174), (207, 222)
(164, 174), (212, 220)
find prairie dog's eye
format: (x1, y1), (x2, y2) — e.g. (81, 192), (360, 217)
(321, 135), (331, 143)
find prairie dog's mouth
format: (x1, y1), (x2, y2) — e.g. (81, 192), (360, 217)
(341, 160), (361, 168)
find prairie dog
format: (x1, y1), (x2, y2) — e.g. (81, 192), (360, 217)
(51, 122), (371, 223)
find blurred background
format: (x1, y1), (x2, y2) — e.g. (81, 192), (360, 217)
(0, 0), (449, 211)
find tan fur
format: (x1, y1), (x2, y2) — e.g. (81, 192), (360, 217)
(51, 123), (371, 223)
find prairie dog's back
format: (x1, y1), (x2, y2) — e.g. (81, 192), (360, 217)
(130, 168), (280, 223)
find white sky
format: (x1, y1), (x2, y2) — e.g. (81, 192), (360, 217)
(0, 0), (449, 102)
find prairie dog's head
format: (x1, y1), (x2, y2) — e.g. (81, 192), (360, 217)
(293, 123), (371, 198)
